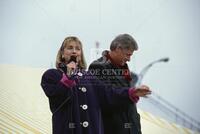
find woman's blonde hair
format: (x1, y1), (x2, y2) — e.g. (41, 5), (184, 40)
(56, 36), (87, 69)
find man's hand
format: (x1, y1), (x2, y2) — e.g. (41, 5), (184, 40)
(128, 85), (152, 103)
(134, 85), (151, 97)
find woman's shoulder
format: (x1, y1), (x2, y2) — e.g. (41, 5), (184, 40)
(43, 68), (58, 74)
(42, 68), (62, 78)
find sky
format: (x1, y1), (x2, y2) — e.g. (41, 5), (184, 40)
(1, 0), (200, 128)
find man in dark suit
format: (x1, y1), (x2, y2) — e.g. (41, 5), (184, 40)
(89, 34), (149, 134)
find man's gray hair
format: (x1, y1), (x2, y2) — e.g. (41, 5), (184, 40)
(110, 34), (138, 51)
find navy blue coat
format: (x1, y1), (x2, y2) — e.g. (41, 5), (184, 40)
(41, 69), (133, 134)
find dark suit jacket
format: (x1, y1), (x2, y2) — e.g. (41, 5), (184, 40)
(89, 50), (142, 134)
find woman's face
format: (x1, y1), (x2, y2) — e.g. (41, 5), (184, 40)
(62, 41), (82, 63)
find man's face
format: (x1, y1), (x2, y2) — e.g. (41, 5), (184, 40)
(115, 48), (134, 66)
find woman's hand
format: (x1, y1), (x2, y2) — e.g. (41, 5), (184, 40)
(60, 73), (76, 88)
(66, 61), (78, 76)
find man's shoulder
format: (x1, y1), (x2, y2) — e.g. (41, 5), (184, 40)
(89, 57), (105, 68)
(91, 56), (105, 64)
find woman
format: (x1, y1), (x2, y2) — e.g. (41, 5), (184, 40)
(41, 36), (151, 134)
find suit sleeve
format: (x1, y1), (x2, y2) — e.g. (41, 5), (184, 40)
(88, 75), (132, 107)
(89, 63), (132, 105)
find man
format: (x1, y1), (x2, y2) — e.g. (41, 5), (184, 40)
(89, 34), (150, 134)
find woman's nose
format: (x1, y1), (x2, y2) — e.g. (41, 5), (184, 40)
(72, 48), (77, 53)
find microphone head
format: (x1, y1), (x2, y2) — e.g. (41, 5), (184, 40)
(68, 56), (77, 63)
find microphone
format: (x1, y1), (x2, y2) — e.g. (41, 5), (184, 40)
(59, 56), (82, 80)
(67, 56), (77, 64)
(58, 56), (77, 74)
(67, 56), (78, 78)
